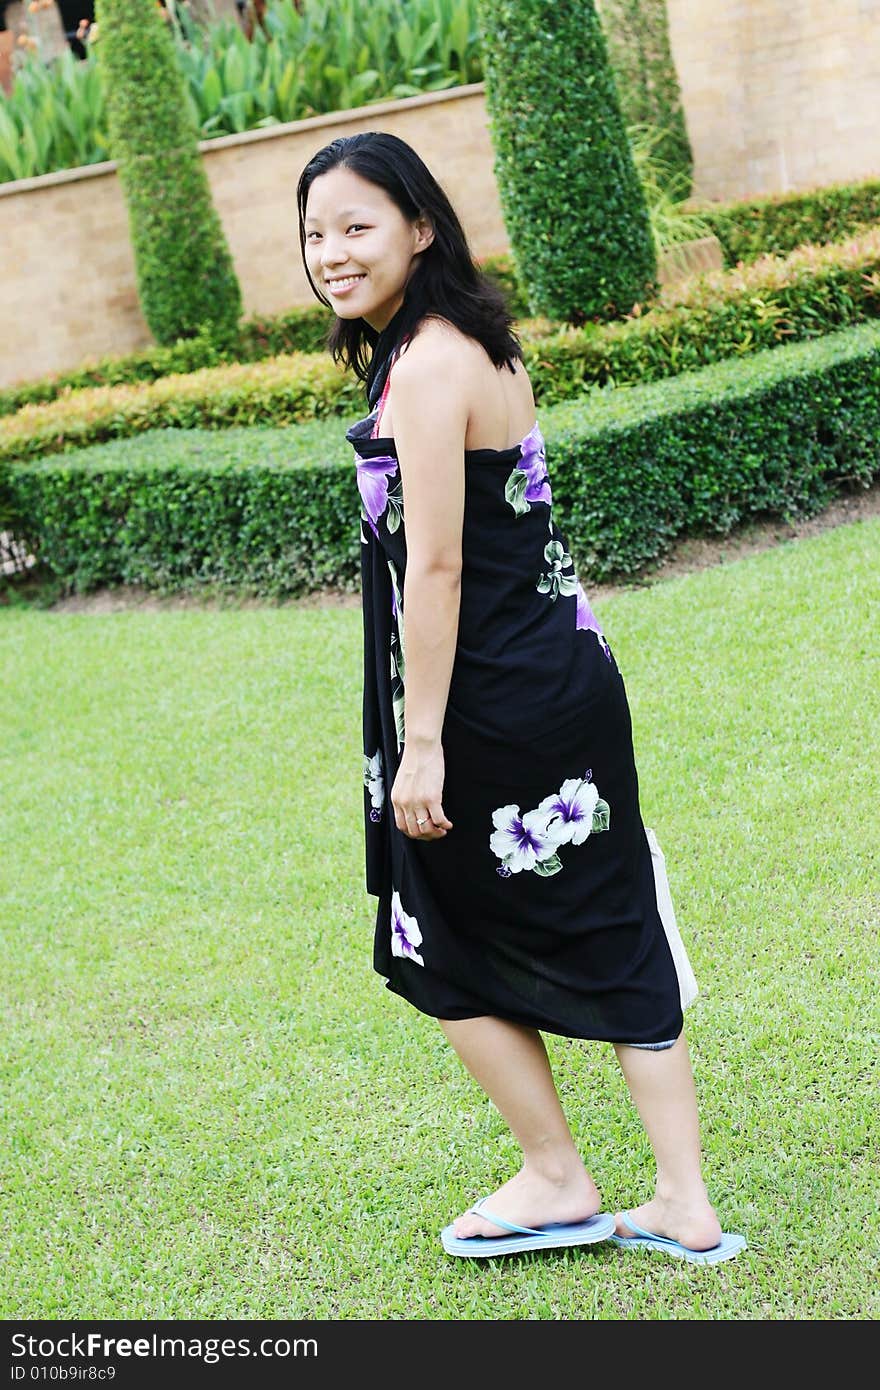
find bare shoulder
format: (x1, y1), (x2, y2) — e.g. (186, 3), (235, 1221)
(394, 316), (481, 381)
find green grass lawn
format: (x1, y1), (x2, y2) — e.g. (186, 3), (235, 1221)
(1, 516), (878, 1320)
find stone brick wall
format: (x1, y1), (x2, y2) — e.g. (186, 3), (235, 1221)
(4, 1), (880, 388)
(666, 0), (880, 202)
(0, 84), (505, 387)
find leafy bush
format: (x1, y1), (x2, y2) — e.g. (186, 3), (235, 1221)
(7, 227), (880, 455)
(697, 176), (880, 267)
(0, 254), (526, 417)
(0, 46), (108, 181)
(627, 123), (714, 251)
(477, 0), (656, 323)
(0, 353), (361, 464)
(5, 320), (878, 596)
(0, 0), (482, 182)
(95, 0), (242, 347)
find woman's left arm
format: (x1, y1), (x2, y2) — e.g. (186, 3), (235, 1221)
(385, 335), (469, 839)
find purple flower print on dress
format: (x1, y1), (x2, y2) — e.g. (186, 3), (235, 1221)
(575, 580), (613, 661)
(538, 776), (603, 846)
(390, 889), (424, 967)
(490, 773), (610, 877)
(519, 425), (552, 505)
(504, 425), (552, 516)
(489, 803), (566, 875)
(355, 453), (399, 538)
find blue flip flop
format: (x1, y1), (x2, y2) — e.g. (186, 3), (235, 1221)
(441, 1197), (616, 1258)
(608, 1211), (747, 1264)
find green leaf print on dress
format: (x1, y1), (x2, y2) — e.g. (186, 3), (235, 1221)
(504, 468), (531, 517)
(384, 481), (404, 533)
(537, 539), (580, 602)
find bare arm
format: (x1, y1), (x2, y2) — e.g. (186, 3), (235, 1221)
(382, 332), (469, 839)
(390, 334), (467, 749)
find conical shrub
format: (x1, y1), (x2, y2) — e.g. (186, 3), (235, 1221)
(94, 0), (242, 346)
(477, 0), (657, 323)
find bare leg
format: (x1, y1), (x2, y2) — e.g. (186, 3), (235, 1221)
(613, 1031), (722, 1249)
(440, 1015), (602, 1239)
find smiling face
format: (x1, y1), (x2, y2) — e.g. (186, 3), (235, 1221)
(304, 165), (434, 331)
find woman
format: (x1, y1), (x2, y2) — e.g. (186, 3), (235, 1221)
(297, 132), (745, 1264)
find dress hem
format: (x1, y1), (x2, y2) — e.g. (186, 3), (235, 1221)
(379, 973), (684, 1046)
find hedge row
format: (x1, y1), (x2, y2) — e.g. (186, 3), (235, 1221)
(525, 225), (880, 403)
(698, 175), (880, 268)
(4, 174), (879, 418)
(0, 257), (526, 417)
(5, 319), (878, 595)
(0, 354), (362, 464)
(5, 226), (880, 463)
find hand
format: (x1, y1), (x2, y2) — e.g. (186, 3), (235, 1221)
(391, 741), (454, 840)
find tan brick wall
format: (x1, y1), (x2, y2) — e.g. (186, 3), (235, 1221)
(5, 7), (879, 389)
(0, 85), (507, 388)
(666, 0), (880, 202)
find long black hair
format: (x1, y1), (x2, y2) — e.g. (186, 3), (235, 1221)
(296, 131), (524, 407)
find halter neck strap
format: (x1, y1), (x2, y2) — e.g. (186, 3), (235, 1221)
(370, 334), (410, 439)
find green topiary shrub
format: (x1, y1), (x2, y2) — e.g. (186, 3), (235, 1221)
(597, 0), (692, 191)
(476, 0), (657, 324)
(94, 0), (242, 347)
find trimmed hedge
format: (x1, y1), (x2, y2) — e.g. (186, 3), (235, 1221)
(477, 0), (656, 322)
(545, 318), (880, 578)
(0, 257), (526, 417)
(6, 227), (880, 462)
(0, 355), (361, 464)
(516, 226), (880, 405)
(698, 176), (880, 268)
(4, 319), (878, 595)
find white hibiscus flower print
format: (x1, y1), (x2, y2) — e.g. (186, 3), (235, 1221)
(538, 773), (609, 845)
(489, 804), (567, 877)
(363, 748), (384, 822)
(490, 769), (610, 877)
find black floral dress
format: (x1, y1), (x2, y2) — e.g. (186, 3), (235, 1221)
(346, 335), (687, 1044)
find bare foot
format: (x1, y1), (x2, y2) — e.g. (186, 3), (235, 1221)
(452, 1164), (602, 1239)
(614, 1195), (722, 1251)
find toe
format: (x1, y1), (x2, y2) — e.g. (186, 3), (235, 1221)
(452, 1212), (502, 1239)
(613, 1211), (636, 1239)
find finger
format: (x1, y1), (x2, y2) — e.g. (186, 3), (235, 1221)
(414, 808), (445, 840)
(412, 807), (439, 838)
(428, 801), (453, 831)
